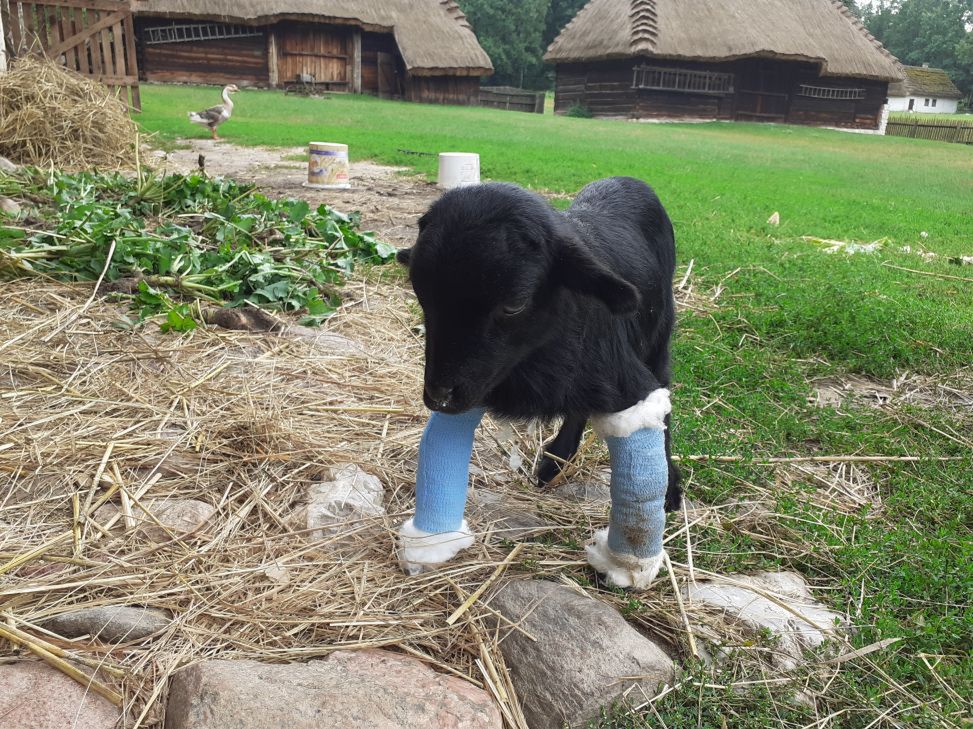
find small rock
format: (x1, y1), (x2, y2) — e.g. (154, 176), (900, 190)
(306, 464), (385, 541)
(0, 155), (17, 173)
(44, 605), (170, 642)
(144, 498), (216, 541)
(683, 571), (847, 670)
(0, 662), (121, 729)
(553, 480), (611, 505)
(164, 649), (501, 729)
(469, 488), (549, 541)
(767, 211), (780, 225)
(0, 196), (21, 216)
(487, 580), (674, 729)
(92, 498), (215, 541)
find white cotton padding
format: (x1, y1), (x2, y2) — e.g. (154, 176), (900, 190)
(397, 518), (475, 575)
(585, 528), (666, 589)
(590, 388), (671, 439)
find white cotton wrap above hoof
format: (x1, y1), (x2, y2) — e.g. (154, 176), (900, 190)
(397, 518), (475, 576)
(585, 528), (666, 589)
(591, 389), (671, 439)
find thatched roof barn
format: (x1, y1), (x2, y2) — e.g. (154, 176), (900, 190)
(888, 65), (963, 114)
(132, 0), (493, 104)
(544, 0), (903, 129)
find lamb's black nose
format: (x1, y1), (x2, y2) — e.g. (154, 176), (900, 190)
(424, 384), (454, 408)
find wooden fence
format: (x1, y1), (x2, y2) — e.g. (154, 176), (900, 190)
(885, 117), (973, 144)
(479, 85), (545, 114)
(0, 0), (140, 110)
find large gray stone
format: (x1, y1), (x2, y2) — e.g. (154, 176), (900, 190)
(487, 580), (675, 729)
(164, 650), (501, 729)
(305, 464), (385, 542)
(0, 662), (120, 729)
(468, 488), (549, 542)
(0, 196), (21, 216)
(44, 605), (170, 642)
(0, 155), (17, 173)
(683, 571), (848, 670)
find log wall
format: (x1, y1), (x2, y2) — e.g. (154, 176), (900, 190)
(554, 58), (889, 129)
(136, 20), (267, 86)
(405, 75), (479, 105)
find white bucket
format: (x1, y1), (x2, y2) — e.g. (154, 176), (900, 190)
(438, 152), (480, 189)
(304, 142), (350, 189)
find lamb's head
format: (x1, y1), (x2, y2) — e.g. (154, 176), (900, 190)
(398, 183), (639, 413)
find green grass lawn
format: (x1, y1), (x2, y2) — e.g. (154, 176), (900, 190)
(138, 86), (973, 728)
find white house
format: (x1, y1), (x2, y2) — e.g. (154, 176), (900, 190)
(888, 64), (963, 114)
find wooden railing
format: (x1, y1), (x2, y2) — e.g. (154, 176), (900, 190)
(885, 116), (973, 144)
(0, 0), (140, 110)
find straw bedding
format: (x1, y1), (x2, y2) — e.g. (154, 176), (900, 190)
(0, 272), (760, 725)
(0, 56), (139, 170)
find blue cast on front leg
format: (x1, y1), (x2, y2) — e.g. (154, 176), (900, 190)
(413, 407), (485, 533)
(605, 427), (667, 559)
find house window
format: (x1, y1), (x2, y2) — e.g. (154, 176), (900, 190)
(632, 65), (734, 94)
(932, 98), (937, 107)
(798, 85), (866, 100)
(924, 98), (930, 106)
(145, 24), (263, 45)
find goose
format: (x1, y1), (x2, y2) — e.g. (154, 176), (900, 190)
(187, 85), (239, 140)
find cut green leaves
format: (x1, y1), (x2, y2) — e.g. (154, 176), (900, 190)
(0, 168), (393, 329)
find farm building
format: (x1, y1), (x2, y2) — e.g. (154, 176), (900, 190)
(544, 0), (903, 129)
(130, 0), (493, 104)
(887, 65), (963, 114)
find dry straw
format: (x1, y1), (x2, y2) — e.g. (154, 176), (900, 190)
(0, 267), (926, 725)
(0, 55), (139, 170)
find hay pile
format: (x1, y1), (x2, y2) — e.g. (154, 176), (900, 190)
(1, 270), (820, 725)
(0, 55), (139, 170)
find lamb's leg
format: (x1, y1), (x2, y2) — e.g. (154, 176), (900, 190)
(537, 413), (588, 486)
(663, 413), (682, 512)
(398, 407), (485, 574)
(586, 389), (671, 589)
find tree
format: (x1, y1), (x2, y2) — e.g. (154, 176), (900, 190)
(459, 0), (588, 88)
(458, 0), (549, 87)
(863, 0), (973, 101)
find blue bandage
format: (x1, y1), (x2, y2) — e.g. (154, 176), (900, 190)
(605, 427), (667, 559)
(413, 408), (485, 533)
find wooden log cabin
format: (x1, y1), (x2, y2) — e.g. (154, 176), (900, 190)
(545, 0), (903, 129)
(130, 0), (492, 104)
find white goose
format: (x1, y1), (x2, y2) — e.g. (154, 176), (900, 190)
(187, 84), (239, 140)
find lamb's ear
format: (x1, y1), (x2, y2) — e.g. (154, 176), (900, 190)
(395, 247), (412, 266)
(553, 235), (640, 315)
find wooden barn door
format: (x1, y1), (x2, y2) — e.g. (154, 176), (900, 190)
(0, 0), (140, 109)
(277, 22), (349, 90)
(377, 51), (399, 98)
(735, 59), (788, 122)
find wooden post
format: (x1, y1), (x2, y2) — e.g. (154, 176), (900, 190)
(351, 28), (361, 94)
(0, 1), (8, 72)
(267, 29), (278, 87)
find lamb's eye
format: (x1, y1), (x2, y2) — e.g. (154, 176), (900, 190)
(502, 301), (528, 317)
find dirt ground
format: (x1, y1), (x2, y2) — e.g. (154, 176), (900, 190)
(159, 139), (442, 248)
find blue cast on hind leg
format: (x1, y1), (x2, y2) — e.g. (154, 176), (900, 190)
(587, 388), (671, 589)
(398, 408), (484, 574)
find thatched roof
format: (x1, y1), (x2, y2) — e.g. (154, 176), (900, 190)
(545, 0), (902, 82)
(889, 65), (963, 99)
(132, 0), (493, 76)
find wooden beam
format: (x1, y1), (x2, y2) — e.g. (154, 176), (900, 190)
(267, 29), (278, 87)
(351, 27), (361, 93)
